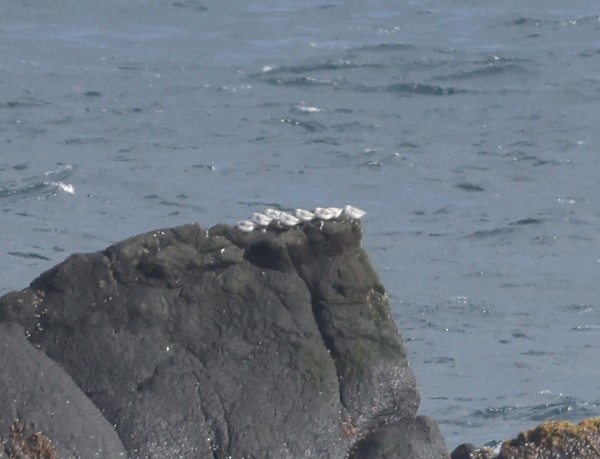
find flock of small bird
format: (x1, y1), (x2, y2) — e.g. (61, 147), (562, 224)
(235, 205), (366, 233)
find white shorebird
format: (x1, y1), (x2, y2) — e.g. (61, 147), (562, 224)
(326, 207), (343, 218)
(278, 212), (301, 227)
(264, 208), (282, 219)
(343, 205), (366, 220)
(295, 208), (315, 222)
(236, 220), (255, 233)
(314, 207), (337, 220)
(250, 212), (272, 228)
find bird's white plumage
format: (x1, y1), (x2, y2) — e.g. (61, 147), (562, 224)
(250, 212), (272, 227)
(343, 205), (366, 219)
(295, 208), (315, 222)
(314, 207), (337, 220)
(264, 208), (282, 219)
(236, 220), (255, 233)
(279, 212), (301, 227)
(326, 207), (343, 218)
(238, 204), (365, 232)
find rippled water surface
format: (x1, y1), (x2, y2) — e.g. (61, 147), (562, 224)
(2, 0), (600, 449)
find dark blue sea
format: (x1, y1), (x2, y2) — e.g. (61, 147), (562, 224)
(1, 0), (600, 450)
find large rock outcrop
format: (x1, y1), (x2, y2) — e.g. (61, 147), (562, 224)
(0, 219), (449, 458)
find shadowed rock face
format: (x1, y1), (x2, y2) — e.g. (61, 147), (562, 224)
(0, 322), (127, 458)
(0, 219), (449, 458)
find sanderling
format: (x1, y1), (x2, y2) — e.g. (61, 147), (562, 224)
(264, 208), (282, 219)
(279, 212), (301, 227)
(250, 212), (272, 228)
(295, 208), (315, 222)
(343, 205), (366, 219)
(326, 207), (343, 218)
(314, 207), (337, 220)
(236, 220), (255, 233)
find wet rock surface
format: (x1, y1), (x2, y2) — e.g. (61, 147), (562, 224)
(0, 220), (449, 458)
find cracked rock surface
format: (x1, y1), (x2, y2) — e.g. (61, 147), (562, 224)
(0, 219), (449, 458)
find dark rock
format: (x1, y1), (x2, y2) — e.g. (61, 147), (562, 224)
(351, 415), (449, 459)
(451, 418), (600, 459)
(0, 219), (450, 458)
(0, 322), (127, 458)
(451, 442), (494, 459)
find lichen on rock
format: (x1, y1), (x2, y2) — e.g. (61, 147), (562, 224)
(451, 417), (600, 459)
(2, 420), (57, 459)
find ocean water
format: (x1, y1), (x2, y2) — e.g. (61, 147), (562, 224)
(2, 0), (600, 450)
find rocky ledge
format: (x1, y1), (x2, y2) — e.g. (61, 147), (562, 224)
(0, 219), (449, 458)
(452, 418), (600, 459)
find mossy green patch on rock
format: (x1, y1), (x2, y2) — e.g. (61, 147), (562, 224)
(334, 339), (380, 380)
(294, 340), (335, 385)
